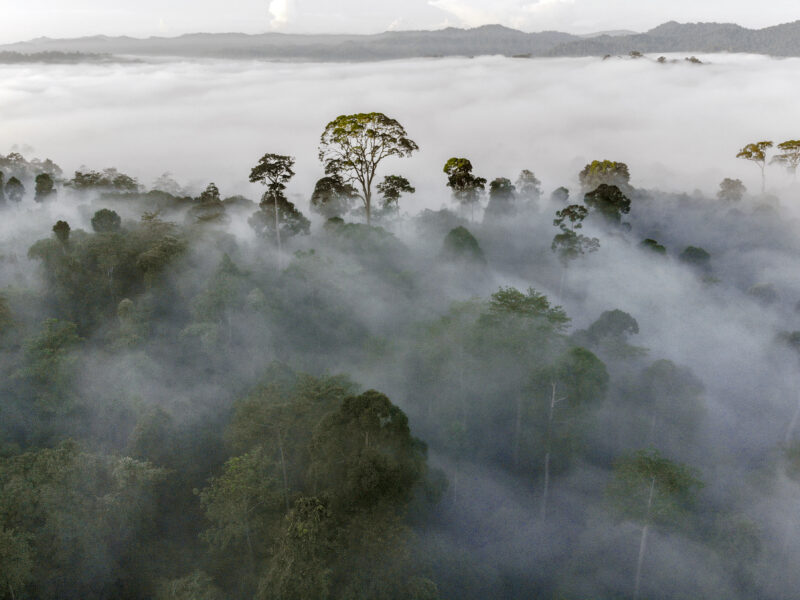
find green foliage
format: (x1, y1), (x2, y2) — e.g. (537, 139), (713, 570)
(52, 220), (70, 244)
(679, 245), (711, 269)
(484, 177), (516, 220)
(640, 238), (666, 254)
(0, 152), (62, 181)
(319, 113), (418, 224)
(0, 442), (165, 599)
(717, 178), (746, 202)
(34, 173), (55, 202)
(0, 527), (33, 599)
(197, 447), (284, 554)
(5, 177), (24, 203)
(516, 169), (541, 201)
(607, 449), (702, 526)
(91, 208), (122, 233)
(552, 204), (600, 265)
(736, 141), (773, 165)
(248, 162), (310, 243)
(443, 157), (487, 217)
(0, 295), (13, 338)
(376, 174), (415, 217)
(737, 141), (773, 192)
(14, 319), (81, 413)
(156, 571), (225, 600)
(309, 390), (427, 512)
(486, 287), (569, 330)
(583, 183), (631, 223)
(67, 168), (140, 192)
(551, 186), (569, 204)
(310, 174), (359, 218)
(259, 496), (335, 600)
(189, 183), (227, 224)
(579, 159), (631, 191)
(441, 226), (486, 265)
(771, 139), (800, 177)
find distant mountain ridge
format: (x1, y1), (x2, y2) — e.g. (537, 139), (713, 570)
(3, 21), (800, 61)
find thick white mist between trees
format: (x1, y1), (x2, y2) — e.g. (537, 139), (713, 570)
(2, 53), (799, 211)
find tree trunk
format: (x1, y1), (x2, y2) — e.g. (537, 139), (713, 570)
(633, 476), (656, 600)
(365, 190), (372, 226)
(274, 200), (282, 268)
(541, 382), (558, 521)
(760, 165), (766, 194)
(276, 429), (290, 512)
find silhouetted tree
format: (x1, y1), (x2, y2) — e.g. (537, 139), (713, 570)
(91, 208), (122, 233)
(717, 178), (746, 202)
(584, 184), (631, 223)
(6, 177), (24, 203)
(34, 173), (55, 203)
(443, 158), (486, 221)
(771, 140), (800, 181)
(310, 174), (359, 219)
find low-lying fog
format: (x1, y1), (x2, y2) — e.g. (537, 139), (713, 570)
(3, 53), (799, 207)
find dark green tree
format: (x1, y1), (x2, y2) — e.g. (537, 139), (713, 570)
(249, 154), (308, 260)
(484, 177), (516, 221)
(552, 205), (600, 267)
(310, 174), (359, 219)
(90, 208), (122, 233)
(717, 178), (746, 202)
(441, 226), (486, 265)
(579, 160), (631, 191)
(443, 158), (487, 221)
(52, 220), (70, 245)
(5, 177), (24, 204)
(584, 184), (631, 224)
(34, 173), (55, 203)
(607, 449), (702, 600)
(550, 186), (569, 204)
(376, 174), (415, 217)
(516, 169), (542, 203)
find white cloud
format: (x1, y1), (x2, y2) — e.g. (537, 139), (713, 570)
(268, 0), (294, 28)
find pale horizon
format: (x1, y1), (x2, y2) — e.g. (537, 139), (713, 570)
(2, 0), (800, 45)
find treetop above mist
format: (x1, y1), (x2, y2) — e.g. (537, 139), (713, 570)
(4, 20), (800, 61)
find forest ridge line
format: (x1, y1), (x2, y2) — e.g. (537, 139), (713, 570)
(3, 19), (800, 61)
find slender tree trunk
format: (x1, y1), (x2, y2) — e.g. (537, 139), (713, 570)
(365, 190), (371, 226)
(274, 200), (282, 268)
(633, 476), (656, 600)
(276, 429), (290, 512)
(761, 164), (766, 194)
(9, 583), (16, 600)
(541, 382), (558, 521)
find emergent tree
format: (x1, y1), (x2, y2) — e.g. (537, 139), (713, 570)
(318, 113), (419, 225)
(737, 141), (773, 193)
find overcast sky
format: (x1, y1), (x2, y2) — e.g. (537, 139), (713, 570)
(1, 0), (799, 44)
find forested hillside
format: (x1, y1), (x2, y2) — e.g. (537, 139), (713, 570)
(1, 115), (800, 599)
